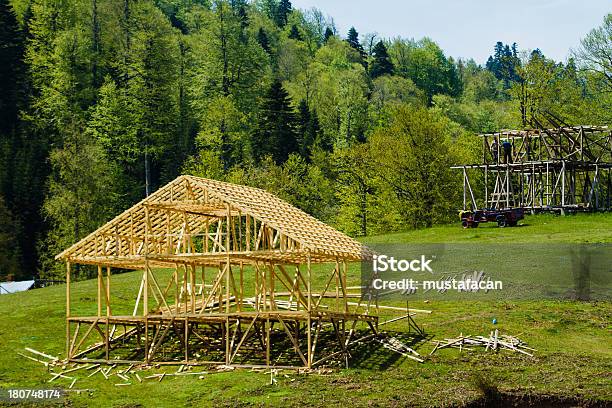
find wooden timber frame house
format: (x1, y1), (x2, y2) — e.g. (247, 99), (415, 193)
(56, 176), (379, 369)
(452, 126), (612, 213)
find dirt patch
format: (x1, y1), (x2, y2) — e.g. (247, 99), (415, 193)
(464, 393), (611, 408)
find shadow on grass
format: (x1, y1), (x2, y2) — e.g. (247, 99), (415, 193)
(347, 331), (433, 370)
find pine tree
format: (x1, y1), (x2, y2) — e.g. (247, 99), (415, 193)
(0, 0), (25, 209)
(486, 41), (521, 88)
(253, 80), (298, 164)
(0, 193), (20, 279)
(231, 0), (249, 30)
(296, 99), (321, 157)
(275, 0), (292, 27)
(346, 26), (366, 67)
(324, 27), (334, 42)
(260, 0), (277, 21)
(485, 56), (495, 73)
(257, 27), (270, 53)
(370, 40), (394, 78)
(288, 24), (301, 40)
(346, 27), (363, 53)
(486, 41), (504, 79)
(0, 0), (24, 137)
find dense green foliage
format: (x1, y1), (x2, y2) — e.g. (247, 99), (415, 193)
(0, 0), (610, 280)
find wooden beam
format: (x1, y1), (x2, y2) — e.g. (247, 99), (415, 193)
(97, 265), (102, 317)
(106, 266), (111, 316)
(65, 261), (71, 359)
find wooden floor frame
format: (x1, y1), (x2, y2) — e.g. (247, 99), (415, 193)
(64, 260), (379, 369)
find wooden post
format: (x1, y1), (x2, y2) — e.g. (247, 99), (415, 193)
(246, 215), (250, 251)
(190, 263), (195, 313)
(175, 265), (179, 309)
(225, 204), (231, 364)
(562, 160), (566, 207)
(226, 204), (231, 313)
(106, 266), (111, 316)
(484, 165), (488, 209)
(184, 316), (189, 363)
(255, 263), (260, 311)
(532, 163), (536, 208)
(335, 258), (339, 312)
(462, 167), (467, 210)
(97, 265), (102, 317)
(580, 127), (584, 161)
(144, 204), (150, 365)
(201, 264), (206, 307)
(546, 161), (550, 206)
(105, 314), (110, 361)
(307, 252), (312, 368)
(483, 135), (486, 163)
(239, 262), (244, 313)
(205, 218), (209, 253)
(143, 262), (148, 316)
(65, 261), (71, 359)
(343, 261), (348, 313)
(144, 320), (149, 364)
(238, 210), (243, 251)
(66, 262), (71, 317)
(182, 264), (187, 315)
(265, 318), (270, 367)
(506, 165), (510, 209)
(270, 263), (275, 310)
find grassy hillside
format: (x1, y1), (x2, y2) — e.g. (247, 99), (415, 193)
(0, 213), (611, 407)
(365, 212), (612, 244)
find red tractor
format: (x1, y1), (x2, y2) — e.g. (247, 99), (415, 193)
(460, 208), (524, 228)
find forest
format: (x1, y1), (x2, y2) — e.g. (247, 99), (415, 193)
(0, 0), (610, 280)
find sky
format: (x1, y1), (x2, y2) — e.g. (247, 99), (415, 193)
(290, 0), (610, 64)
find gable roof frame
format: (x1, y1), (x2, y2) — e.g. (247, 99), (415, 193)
(56, 176), (370, 266)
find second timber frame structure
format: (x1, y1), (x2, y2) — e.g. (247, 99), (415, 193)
(453, 126), (612, 213)
(57, 176), (377, 369)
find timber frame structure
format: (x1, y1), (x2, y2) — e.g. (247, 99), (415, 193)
(56, 176), (380, 369)
(452, 126), (612, 213)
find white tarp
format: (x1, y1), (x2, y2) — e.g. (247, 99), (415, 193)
(0, 280), (35, 294)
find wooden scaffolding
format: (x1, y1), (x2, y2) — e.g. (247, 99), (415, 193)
(452, 126), (612, 213)
(56, 176), (379, 369)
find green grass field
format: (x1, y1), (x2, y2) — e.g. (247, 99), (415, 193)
(0, 213), (611, 407)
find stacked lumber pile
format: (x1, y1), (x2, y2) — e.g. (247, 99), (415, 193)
(430, 330), (535, 357)
(376, 335), (424, 363)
